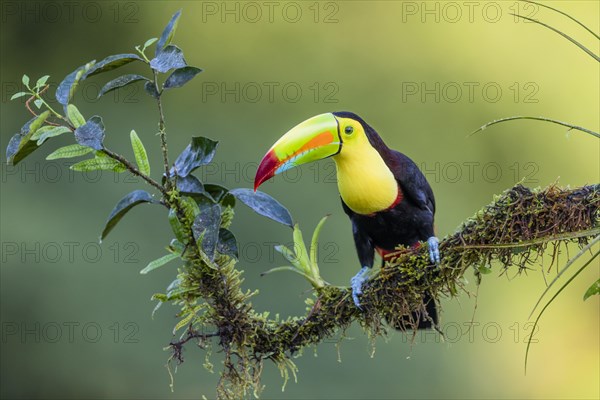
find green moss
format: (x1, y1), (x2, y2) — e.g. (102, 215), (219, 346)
(165, 184), (599, 399)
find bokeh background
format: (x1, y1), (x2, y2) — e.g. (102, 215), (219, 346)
(1, 1), (598, 399)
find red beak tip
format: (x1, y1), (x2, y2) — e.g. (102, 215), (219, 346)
(253, 179), (262, 192)
(254, 151), (279, 192)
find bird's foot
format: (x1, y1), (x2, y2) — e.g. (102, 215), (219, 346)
(350, 266), (370, 309)
(427, 236), (440, 264)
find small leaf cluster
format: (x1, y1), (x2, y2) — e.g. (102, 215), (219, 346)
(6, 10), (202, 170)
(262, 216), (329, 289)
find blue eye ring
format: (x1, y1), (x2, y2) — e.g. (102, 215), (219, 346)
(344, 126), (354, 135)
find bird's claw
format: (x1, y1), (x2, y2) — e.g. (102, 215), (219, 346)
(350, 266), (370, 309)
(427, 236), (440, 264)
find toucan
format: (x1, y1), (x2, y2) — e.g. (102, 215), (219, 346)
(254, 112), (439, 329)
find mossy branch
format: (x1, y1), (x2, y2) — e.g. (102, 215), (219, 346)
(167, 183), (599, 398)
(8, 8), (597, 399)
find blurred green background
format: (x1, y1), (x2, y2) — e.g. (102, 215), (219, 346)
(1, 1), (598, 399)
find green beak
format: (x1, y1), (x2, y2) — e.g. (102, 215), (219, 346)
(254, 113), (341, 190)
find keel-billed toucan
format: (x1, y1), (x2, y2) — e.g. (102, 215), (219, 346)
(254, 112), (439, 329)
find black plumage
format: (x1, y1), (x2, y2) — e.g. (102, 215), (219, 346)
(333, 112), (438, 329)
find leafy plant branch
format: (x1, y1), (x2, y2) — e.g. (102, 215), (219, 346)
(6, 8), (599, 400)
(152, 68), (172, 186)
(101, 147), (168, 196)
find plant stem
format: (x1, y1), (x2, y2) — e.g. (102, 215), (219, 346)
(528, 234), (600, 318)
(524, 250), (600, 374)
(153, 70), (171, 189)
(521, 0), (600, 40)
(28, 85), (73, 128)
(457, 228), (600, 249)
(471, 116), (600, 138)
(102, 148), (168, 197)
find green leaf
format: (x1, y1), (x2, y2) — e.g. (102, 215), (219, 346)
(204, 184), (235, 207)
(310, 215), (329, 267)
(10, 92), (29, 100)
(171, 137), (218, 177)
(156, 10), (182, 55)
(55, 61), (95, 105)
(5, 111), (50, 165)
(130, 130), (150, 176)
(6, 132), (37, 166)
(151, 297), (164, 319)
(150, 45), (186, 73)
(25, 112), (50, 135)
(274, 244), (302, 269)
(176, 175), (205, 195)
(180, 195), (202, 221)
(166, 284), (196, 301)
(35, 75), (50, 88)
(163, 66), (203, 89)
(260, 266), (312, 282)
(143, 37), (158, 51)
(30, 125), (56, 141)
(67, 104), (86, 128)
(168, 239), (185, 254)
(46, 144), (93, 160)
(192, 202), (221, 261)
(168, 208), (187, 243)
(166, 197), (202, 245)
(29, 110), (50, 133)
(22, 74), (30, 87)
(140, 253), (179, 274)
(173, 311), (195, 334)
(70, 155), (126, 173)
(98, 74), (149, 98)
(217, 228), (238, 258)
(292, 224), (310, 271)
(84, 54), (143, 78)
(166, 278), (182, 300)
(35, 126), (71, 145)
(151, 293), (168, 302)
(143, 81), (160, 98)
(583, 278), (600, 301)
(230, 188), (294, 228)
(33, 99), (43, 109)
(477, 263), (493, 275)
(56, 67), (82, 105)
(101, 190), (155, 240)
(74, 116), (105, 150)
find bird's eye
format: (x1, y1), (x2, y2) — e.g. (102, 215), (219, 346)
(344, 126), (354, 135)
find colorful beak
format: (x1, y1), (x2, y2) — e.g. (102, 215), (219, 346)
(254, 113), (341, 191)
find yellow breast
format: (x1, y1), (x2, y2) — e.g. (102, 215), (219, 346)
(333, 143), (398, 215)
